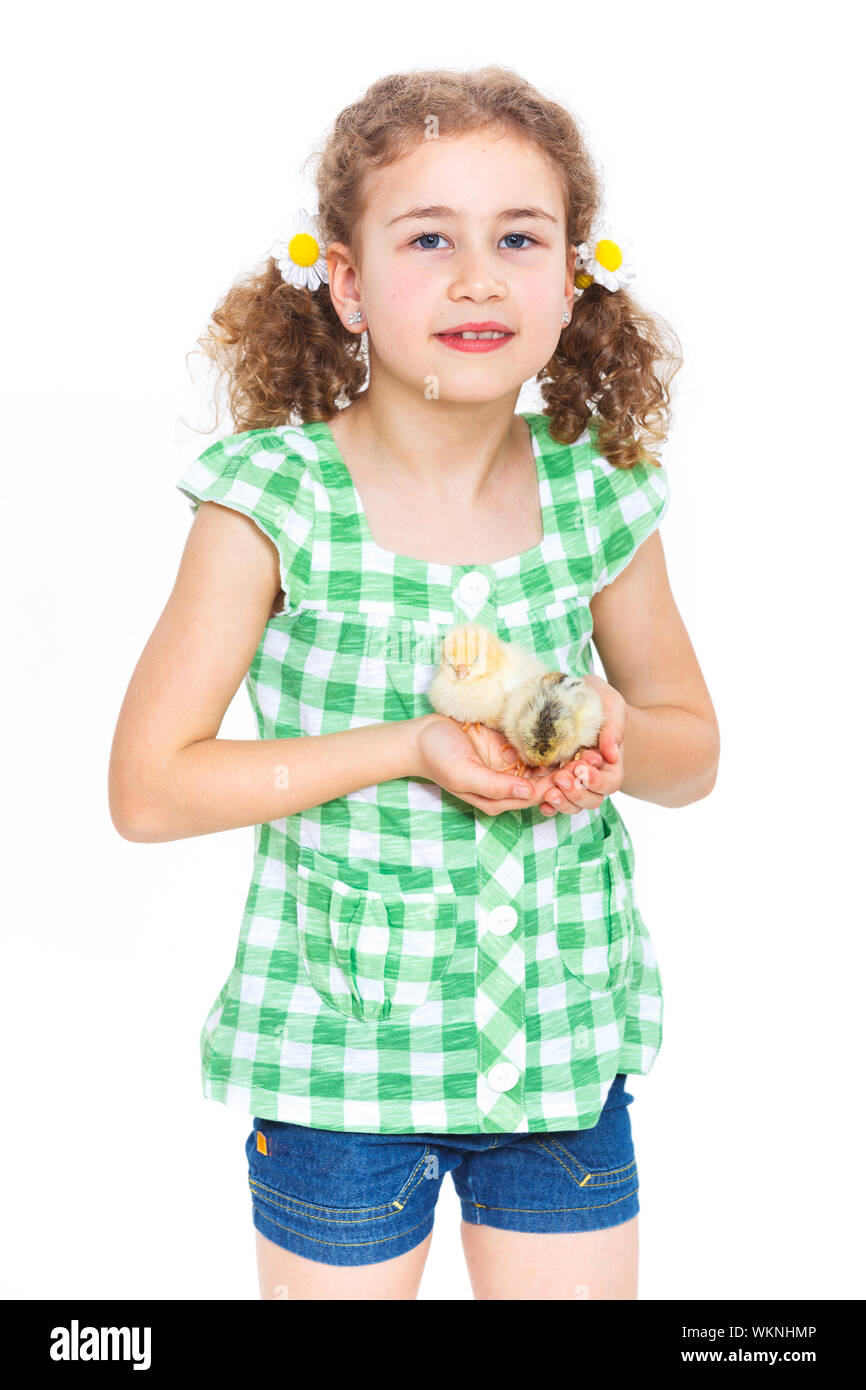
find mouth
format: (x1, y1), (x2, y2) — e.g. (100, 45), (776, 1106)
(434, 329), (515, 353)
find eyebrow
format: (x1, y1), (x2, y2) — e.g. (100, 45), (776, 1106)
(386, 204), (558, 227)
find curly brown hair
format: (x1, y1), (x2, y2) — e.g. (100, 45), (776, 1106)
(189, 65), (683, 470)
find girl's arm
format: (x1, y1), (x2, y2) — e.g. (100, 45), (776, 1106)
(588, 529), (720, 808)
(108, 502), (439, 843)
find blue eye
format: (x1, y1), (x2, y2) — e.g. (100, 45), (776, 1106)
(409, 232), (539, 252)
(411, 232), (449, 251)
(499, 233), (537, 250)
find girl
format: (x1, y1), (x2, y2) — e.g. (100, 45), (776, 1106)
(109, 65), (719, 1301)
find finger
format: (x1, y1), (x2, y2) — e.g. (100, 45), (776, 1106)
(562, 750), (602, 774)
(542, 784), (604, 814)
(599, 726), (624, 764)
(543, 777), (582, 813)
(463, 790), (537, 815)
(553, 767), (590, 796)
(465, 764), (537, 804)
(545, 764), (608, 813)
(540, 787), (597, 813)
(571, 764), (610, 799)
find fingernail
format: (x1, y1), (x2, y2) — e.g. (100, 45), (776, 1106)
(575, 770), (588, 788)
(514, 785), (532, 798)
(549, 791), (563, 805)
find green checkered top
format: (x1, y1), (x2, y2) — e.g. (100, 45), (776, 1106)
(175, 410), (671, 1134)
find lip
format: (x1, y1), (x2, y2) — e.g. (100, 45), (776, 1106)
(434, 322), (515, 354)
(437, 321), (513, 333)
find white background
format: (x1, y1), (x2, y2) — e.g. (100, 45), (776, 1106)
(3, 0), (863, 1301)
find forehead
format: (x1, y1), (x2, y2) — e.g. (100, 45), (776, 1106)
(362, 130), (565, 225)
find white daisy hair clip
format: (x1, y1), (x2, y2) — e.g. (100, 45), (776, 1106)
(270, 207), (329, 291)
(574, 229), (636, 294)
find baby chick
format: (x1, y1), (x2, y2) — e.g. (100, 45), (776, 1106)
(427, 625), (549, 734)
(499, 671), (605, 778)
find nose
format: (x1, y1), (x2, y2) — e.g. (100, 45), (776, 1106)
(447, 239), (506, 301)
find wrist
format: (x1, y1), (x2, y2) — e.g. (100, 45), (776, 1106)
(406, 712), (448, 778)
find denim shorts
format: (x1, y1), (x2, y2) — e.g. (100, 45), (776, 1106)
(245, 1073), (638, 1267)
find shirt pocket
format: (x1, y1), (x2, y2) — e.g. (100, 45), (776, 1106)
(553, 845), (634, 995)
(295, 855), (458, 1022)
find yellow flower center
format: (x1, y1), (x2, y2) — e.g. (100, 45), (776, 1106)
(575, 271), (594, 289)
(288, 232), (319, 267)
(595, 239), (623, 272)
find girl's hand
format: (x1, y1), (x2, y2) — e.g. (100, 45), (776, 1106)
(413, 671), (627, 818)
(415, 716), (549, 816)
(536, 673), (628, 816)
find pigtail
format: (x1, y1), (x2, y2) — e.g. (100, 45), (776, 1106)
(541, 279), (683, 471)
(189, 257), (368, 436)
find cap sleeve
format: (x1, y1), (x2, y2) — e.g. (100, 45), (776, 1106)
(588, 430), (671, 596)
(175, 429), (314, 617)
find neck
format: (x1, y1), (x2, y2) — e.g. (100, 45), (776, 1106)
(333, 385), (527, 504)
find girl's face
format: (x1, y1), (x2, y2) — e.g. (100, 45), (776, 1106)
(336, 130), (576, 406)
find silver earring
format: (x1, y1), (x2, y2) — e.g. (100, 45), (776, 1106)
(562, 309), (571, 324)
(347, 309), (364, 326)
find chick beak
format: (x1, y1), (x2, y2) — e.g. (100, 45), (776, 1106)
(455, 664), (469, 679)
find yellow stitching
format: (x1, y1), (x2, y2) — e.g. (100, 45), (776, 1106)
(532, 1139), (636, 1187)
(545, 1134), (638, 1177)
(247, 1146), (432, 1221)
(254, 1204), (432, 1250)
(460, 1187), (638, 1214)
(538, 1136), (637, 1183)
(248, 1175), (430, 1225)
(249, 1175), (399, 1220)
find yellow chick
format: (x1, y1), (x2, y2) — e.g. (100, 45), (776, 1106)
(499, 671), (605, 778)
(427, 625), (549, 733)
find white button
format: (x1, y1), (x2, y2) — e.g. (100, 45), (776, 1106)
(457, 571), (490, 606)
(486, 1061), (520, 1092)
(487, 905), (518, 936)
